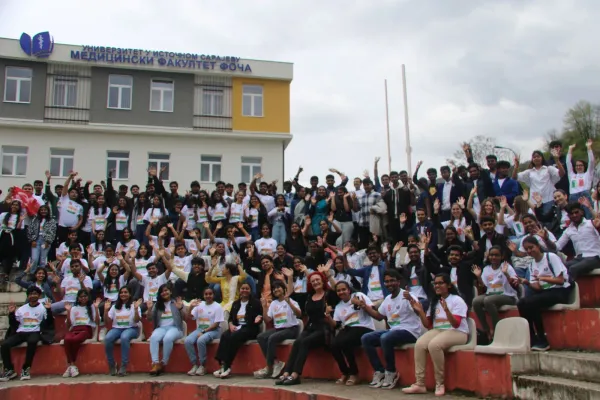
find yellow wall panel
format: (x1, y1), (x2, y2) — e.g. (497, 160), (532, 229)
(232, 78), (290, 133)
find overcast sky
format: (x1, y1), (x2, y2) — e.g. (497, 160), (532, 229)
(1, 0), (597, 184)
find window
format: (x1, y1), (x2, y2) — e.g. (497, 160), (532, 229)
(50, 149), (74, 178)
(107, 151), (130, 180)
(107, 74), (133, 110)
(4, 67), (32, 103)
(242, 85), (263, 117)
(150, 79), (174, 112)
(1, 146), (27, 176)
(202, 89), (223, 116)
(148, 153), (170, 180)
(241, 156), (262, 183)
(53, 77), (77, 108)
(200, 155), (222, 182)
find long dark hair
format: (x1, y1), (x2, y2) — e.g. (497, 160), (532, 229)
(136, 243), (152, 260)
(93, 230), (107, 251)
(529, 150), (547, 169)
(32, 267), (48, 282)
(121, 227), (133, 244)
(74, 289), (93, 322)
(135, 192), (150, 214)
(115, 286), (133, 310)
(37, 204), (50, 221)
(428, 273), (459, 317)
(209, 191), (228, 208)
(155, 283), (171, 312)
(103, 263), (121, 290)
(93, 194), (109, 215)
(150, 195), (167, 218)
(3, 200), (21, 227)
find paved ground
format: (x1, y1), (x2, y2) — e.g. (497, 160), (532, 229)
(0, 373), (471, 399)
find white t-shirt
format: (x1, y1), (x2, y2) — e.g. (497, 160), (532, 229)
(61, 275), (93, 303)
(89, 207), (111, 232)
(171, 255), (193, 282)
(108, 304), (141, 329)
(246, 208), (259, 228)
(191, 301), (225, 330)
(142, 274), (168, 302)
(334, 292), (375, 330)
(116, 240), (140, 255)
(69, 305), (97, 327)
(103, 275), (127, 302)
(268, 298), (300, 329)
(134, 256), (156, 277)
(530, 253), (571, 290)
(143, 208), (164, 225)
(209, 203), (229, 221)
(427, 294), (469, 334)
(236, 301), (248, 328)
(255, 238), (278, 255)
(518, 231), (557, 252)
(16, 303), (47, 333)
(292, 269), (313, 293)
(228, 203), (246, 224)
(57, 242), (85, 259)
(92, 257), (116, 280)
(504, 213), (534, 238)
(256, 193), (275, 212)
(58, 195), (83, 228)
(181, 205), (199, 230)
(214, 237), (249, 256)
(61, 258), (90, 277)
(481, 264), (518, 298)
(114, 210), (129, 231)
(0, 213), (18, 231)
(158, 301), (175, 327)
(408, 266), (428, 300)
(378, 290), (423, 338)
(366, 267), (384, 301)
(441, 218), (467, 241)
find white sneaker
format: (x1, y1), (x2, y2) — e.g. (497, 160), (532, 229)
(213, 367), (223, 378)
(99, 328), (107, 341)
(220, 367), (231, 378)
(187, 365), (198, 376)
(369, 371), (385, 388)
(272, 361), (285, 378)
(70, 366), (80, 378)
(62, 366), (72, 378)
(381, 371), (399, 390)
(253, 367), (268, 378)
(195, 365), (206, 376)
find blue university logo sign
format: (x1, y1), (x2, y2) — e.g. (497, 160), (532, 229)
(20, 31), (54, 58)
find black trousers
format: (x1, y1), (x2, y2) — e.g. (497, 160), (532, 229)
(0, 331), (42, 370)
(330, 326), (372, 375)
(215, 326), (257, 368)
(56, 226), (71, 247)
(284, 327), (327, 375)
(356, 226), (371, 250)
(518, 286), (572, 340)
(0, 231), (18, 275)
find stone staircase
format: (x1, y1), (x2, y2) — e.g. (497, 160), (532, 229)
(513, 351), (600, 399)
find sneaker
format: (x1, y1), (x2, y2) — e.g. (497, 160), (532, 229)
(220, 367), (231, 378)
(62, 366), (72, 378)
(402, 384), (427, 394)
(369, 371), (385, 388)
(195, 365), (206, 376)
(99, 327), (107, 342)
(0, 369), (17, 382)
(254, 367), (270, 379)
(381, 371), (399, 390)
(435, 384), (445, 396)
(532, 341), (550, 352)
(272, 361), (285, 379)
(187, 365), (198, 376)
(19, 367), (31, 381)
(109, 364), (117, 376)
(71, 366), (80, 378)
(118, 365), (128, 377)
(213, 367), (223, 378)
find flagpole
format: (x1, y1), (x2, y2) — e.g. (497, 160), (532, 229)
(402, 64), (412, 176)
(384, 79), (392, 172)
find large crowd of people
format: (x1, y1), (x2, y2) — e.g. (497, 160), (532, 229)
(1, 139), (600, 396)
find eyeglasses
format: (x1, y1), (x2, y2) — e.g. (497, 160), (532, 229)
(433, 282), (447, 286)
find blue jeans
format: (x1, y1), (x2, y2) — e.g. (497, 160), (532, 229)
(31, 237), (49, 269)
(272, 221), (287, 245)
(361, 329), (418, 373)
(569, 191), (593, 219)
(104, 327), (140, 366)
(250, 226), (260, 241)
(184, 329), (221, 366)
(149, 325), (183, 364)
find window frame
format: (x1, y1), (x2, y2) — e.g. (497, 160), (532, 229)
(242, 84), (264, 117)
(52, 77), (78, 108)
(4, 67), (32, 104)
(200, 155), (222, 183)
(241, 156), (262, 183)
(149, 79), (174, 113)
(201, 88), (224, 116)
(106, 151), (130, 180)
(148, 153), (170, 181)
(49, 148), (75, 178)
(1, 145), (28, 177)
(107, 74), (133, 110)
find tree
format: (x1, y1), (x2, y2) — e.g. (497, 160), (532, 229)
(563, 100), (600, 141)
(446, 135), (513, 167)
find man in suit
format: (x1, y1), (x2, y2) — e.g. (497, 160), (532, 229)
(437, 166), (465, 221)
(493, 161), (520, 206)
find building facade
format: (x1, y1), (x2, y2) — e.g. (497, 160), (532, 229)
(0, 32), (293, 192)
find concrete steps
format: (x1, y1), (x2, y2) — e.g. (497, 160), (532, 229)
(514, 375), (600, 400)
(538, 351), (600, 384)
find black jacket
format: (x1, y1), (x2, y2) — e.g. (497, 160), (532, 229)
(535, 204), (566, 238)
(229, 297), (262, 333)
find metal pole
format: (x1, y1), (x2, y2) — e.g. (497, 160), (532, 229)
(402, 64), (412, 176)
(384, 79), (392, 172)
